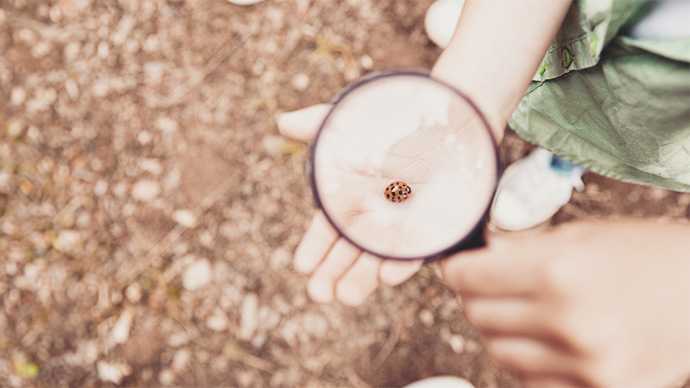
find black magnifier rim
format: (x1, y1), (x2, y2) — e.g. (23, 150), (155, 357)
(310, 69), (500, 261)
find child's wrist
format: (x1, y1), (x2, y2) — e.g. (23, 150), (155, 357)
(430, 63), (508, 143)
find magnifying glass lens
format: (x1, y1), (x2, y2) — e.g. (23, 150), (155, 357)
(312, 72), (498, 260)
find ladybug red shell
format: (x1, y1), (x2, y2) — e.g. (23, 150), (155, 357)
(384, 181), (411, 203)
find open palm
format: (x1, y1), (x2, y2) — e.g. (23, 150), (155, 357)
(279, 103), (495, 305)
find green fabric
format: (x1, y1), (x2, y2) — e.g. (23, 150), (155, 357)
(511, 0), (690, 192)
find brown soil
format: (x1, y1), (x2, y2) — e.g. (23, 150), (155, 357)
(1, 1), (688, 387)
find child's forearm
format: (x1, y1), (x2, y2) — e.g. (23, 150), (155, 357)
(431, 0), (572, 140)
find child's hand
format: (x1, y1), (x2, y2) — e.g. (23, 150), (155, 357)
(277, 105), (423, 305)
(441, 219), (690, 388)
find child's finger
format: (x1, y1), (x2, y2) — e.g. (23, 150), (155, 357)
(486, 336), (584, 383)
(293, 211), (338, 275)
(307, 239), (360, 304)
(440, 244), (539, 297)
(335, 252), (381, 306)
(276, 104), (331, 142)
(378, 259), (424, 286)
(462, 297), (547, 337)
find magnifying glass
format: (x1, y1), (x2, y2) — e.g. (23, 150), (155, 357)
(310, 69), (499, 261)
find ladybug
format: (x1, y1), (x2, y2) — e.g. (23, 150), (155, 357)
(384, 181), (412, 203)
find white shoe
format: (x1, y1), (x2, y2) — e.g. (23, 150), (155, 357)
(424, 0), (465, 48)
(404, 376), (475, 388)
(226, 0), (267, 5)
(490, 148), (585, 232)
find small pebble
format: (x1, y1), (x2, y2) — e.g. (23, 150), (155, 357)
(448, 334), (465, 353)
(137, 131), (153, 145)
(171, 349), (190, 372)
(139, 159), (162, 176)
(239, 293), (259, 341)
(97, 361), (132, 384)
(418, 309), (434, 327)
(93, 180), (108, 197)
(65, 79), (79, 100)
(53, 230), (82, 253)
(291, 73), (310, 91)
(156, 116), (178, 133)
(205, 311), (228, 332)
(172, 209), (197, 228)
(302, 312), (328, 338)
(111, 309), (134, 344)
(360, 54), (374, 70)
(131, 180), (160, 202)
(182, 259), (212, 291)
(158, 368), (175, 385)
(7, 120), (24, 137)
(167, 332), (190, 348)
(269, 247), (291, 270)
(125, 282), (142, 303)
(10, 86), (26, 105)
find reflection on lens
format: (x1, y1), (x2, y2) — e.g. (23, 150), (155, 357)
(312, 71), (498, 260)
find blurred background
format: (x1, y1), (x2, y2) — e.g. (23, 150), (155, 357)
(1, 0), (689, 387)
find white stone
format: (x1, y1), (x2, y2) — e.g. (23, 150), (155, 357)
(239, 293), (259, 341)
(171, 349), (191, 372)
(269, 248), (291, 270)
(302, 312), (328, 338)
(64, 41), (81, 61)
(112, 181), (128, 197)
(131, 180), (160, 202)
(158, 368), (175, 385)
(97, 41), (109, 59)
(172, 209), (197, 228)
(97, 361), (132, 384)
(448, 334), (465, 353)
(7, 120), (23, 137)
(167, 332), (190, 348)
(205, 310), (228, 332)
(65, 78), (79, 100)
(111, 309), (134, 344)
(360, 54), (374, 70)
(64, 339), (98, 366)
(0, 171), (10, 193)
(53, 230), (82, 253)
(291, 73), (310, 91)
(125, 282), (142, 303)
(182, 259), (212, 291)
(418, 309), (434, 327)
(10, 86), (26, 105)
(139, 159), (162, 175)
(94, 180), (108, 197)
(137, 130), (152, 145)
(156, 116), (178, 133)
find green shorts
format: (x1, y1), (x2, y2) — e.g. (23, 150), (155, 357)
(508, 0), (690, 192)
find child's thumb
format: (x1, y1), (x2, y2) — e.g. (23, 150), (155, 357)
(276, 104), (331, 142)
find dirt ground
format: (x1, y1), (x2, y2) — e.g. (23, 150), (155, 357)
(1, 0), (689, 387)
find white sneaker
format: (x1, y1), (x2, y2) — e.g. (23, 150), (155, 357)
(404, 376), (475, 388)
(489, 148), (585, 232)
(424, 0), (465, 48)
(226, 0), (267, 5)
